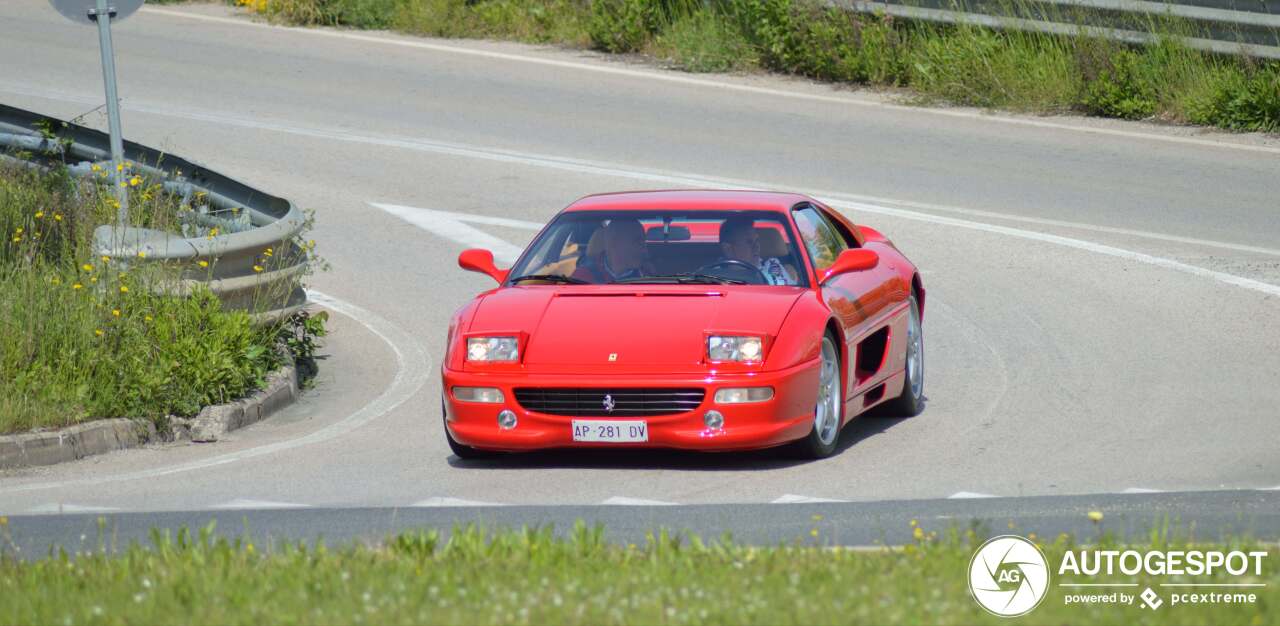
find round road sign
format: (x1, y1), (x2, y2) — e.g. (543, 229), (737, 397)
(49, 0), (144, 25)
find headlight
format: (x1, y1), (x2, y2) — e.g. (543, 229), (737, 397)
(707, 335), (764, 362)
(453, 386), (505, 403)
(714, 387), (774, 403)
(466, 336), (519, 362)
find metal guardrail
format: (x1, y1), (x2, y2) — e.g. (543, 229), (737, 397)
(836, 0), (1280, 59)
(0, 103), (308, 324)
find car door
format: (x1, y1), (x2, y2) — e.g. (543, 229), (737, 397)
(792, 204), (901, 404)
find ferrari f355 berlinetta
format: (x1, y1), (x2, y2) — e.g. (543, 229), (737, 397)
(442, 190), (924, 459)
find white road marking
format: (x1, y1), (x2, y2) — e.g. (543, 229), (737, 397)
(1121, 487), (1164, 494)
(140, 6), (1280, 156)
(209, 498), (309, 510)
(948, 491), (1000, 499)
(772, 494), (850, 504)
(373, 203), (527, 265)
(0, 290), (430, 494)
(5, 82), (1275, 297)
(24, 503), (120, 514)
(600, 496), (679, 506)
(411, 497), (505, 507)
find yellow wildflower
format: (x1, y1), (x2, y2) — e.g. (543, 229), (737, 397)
(1087, 511), (1104, 523)
(112, 309), (121, 317)
(10, 236), (18, 243)
(82, 263), (93, 272)
(50, 277), (61, 285)
(253, 265), (264, 273)
(54, 213), (63, 222)
(91, 163), (101, 172)
(14, 228), (21, 234)
(72, 283), (83, 290)
(94, 329), (104, 337)
(913, 527), (924, 541)
(101, 255), (110, 262)
(264, 247), (273, 257)
(90, 276), (97, 284)
(129, 176), (142, 187)
(137, 251), (146, 259)
(119, 181), (128, 188)
(144, 315), (153, 322)
(34, 211), (44, 219)
(116, 163), (123, 172)
(119, 286), (129, 293)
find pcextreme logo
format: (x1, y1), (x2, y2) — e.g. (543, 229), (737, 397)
(968, 535), (1052, 617)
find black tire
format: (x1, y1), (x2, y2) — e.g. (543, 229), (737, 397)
(788, 331), (844, 459)
(879, 294), (925, 417)
(443, 397), (494, 460)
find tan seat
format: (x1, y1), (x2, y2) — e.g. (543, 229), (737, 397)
(532, 228), (604, 278)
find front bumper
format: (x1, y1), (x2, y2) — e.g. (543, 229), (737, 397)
(442, 359), (821, 452)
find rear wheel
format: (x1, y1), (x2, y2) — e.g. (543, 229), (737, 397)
(789, 332), (844, 459)
(880, 294), (925, 417)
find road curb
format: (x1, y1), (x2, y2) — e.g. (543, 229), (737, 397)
(0, 363), (299, 470)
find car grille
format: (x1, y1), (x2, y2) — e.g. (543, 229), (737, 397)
(513, 388), (705, 417)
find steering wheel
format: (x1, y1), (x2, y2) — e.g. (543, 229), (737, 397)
(696, 259), (768, 285)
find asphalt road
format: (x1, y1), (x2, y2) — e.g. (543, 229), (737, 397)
(1, 1), (1278, 543)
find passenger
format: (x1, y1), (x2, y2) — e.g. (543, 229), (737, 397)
(719, 217), (797, 285)
(572, 218), (649, 283)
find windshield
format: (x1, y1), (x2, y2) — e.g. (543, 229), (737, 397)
(506, 210), (810, 287)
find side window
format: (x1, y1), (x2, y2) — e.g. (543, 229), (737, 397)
(818, 207), (860, 248)
(792, 205), (848, 272)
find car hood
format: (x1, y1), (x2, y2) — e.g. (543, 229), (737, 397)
(468, 285), (806, 374)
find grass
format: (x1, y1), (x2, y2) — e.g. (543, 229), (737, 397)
(0, 161), (307, 435)
(0, 519), (1274, 625)
(216, 0), (1279, 132)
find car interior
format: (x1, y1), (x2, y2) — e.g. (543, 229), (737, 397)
(528, 219), (805, 285)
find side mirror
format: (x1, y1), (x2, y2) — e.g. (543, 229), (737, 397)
(818, 248), (879, 284)
(458, 248), (510, 285)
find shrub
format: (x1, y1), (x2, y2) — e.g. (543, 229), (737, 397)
(652, 9), (757, 73)
(0, 164), (288, 434)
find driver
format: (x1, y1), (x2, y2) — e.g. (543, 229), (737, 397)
(719, 216), (797, 285)
(572, 218), (649, 283)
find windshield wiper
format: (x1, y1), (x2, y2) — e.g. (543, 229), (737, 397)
(509, 274), (590, 285)
(615, 273), (745, 285)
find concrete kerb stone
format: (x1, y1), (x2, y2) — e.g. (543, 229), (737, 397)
(0, 363), (299, 469)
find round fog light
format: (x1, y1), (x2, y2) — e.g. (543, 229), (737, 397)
(497, 410), (518, 430)
(704, 410), (724, 430)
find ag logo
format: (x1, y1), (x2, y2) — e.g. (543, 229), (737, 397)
(968, 535), (1050, 617)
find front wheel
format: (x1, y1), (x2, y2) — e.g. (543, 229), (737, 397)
(443, 397), (493, 460)
(789, 332), (844, 459)
(880, 294), (925, 417)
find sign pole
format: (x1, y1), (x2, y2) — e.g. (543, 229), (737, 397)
(90, 0), (129, 225)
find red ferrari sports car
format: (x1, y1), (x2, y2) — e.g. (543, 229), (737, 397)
(442, 190), (925, 459)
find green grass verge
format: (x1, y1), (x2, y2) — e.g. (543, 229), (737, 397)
(0, 164), (299, 434)
(222, 0), (1280, 132)
(0, 520), (1274, 624)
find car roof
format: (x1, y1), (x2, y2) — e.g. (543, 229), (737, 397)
(563, 190), (815, 214)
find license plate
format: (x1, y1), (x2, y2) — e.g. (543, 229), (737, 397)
(571, 420), (648, 443)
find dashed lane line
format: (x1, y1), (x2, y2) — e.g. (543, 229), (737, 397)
(209, 499), (311, 510)
(411, 497), (506, 507)
(600, 497), (680, 506)
(948, 492), (1000, 499)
